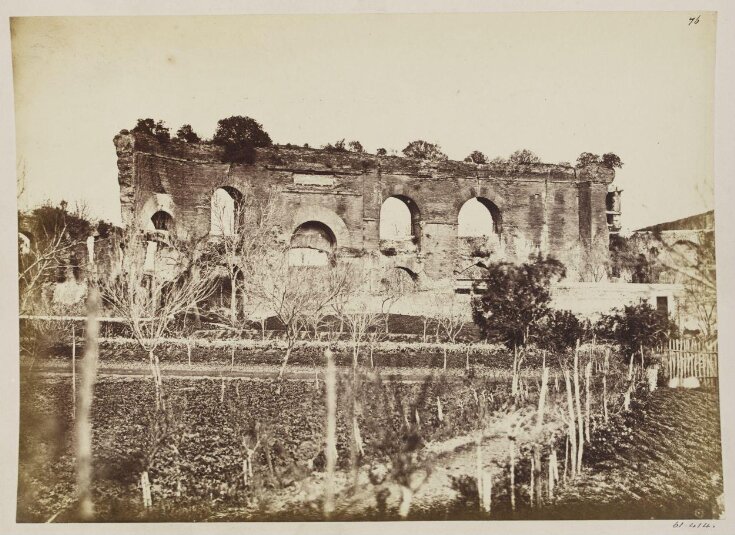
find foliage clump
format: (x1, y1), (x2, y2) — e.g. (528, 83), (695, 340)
(402, 140), (448, 162)
(212, 116), (272, 164)
(576, 152), (623, 169)
(176, 124), (201, 143)
(471, 255), (567, 348)
(132, 118), (171, 143)
(595, 302), (678, 357)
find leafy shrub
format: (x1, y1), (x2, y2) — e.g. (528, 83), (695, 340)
(464, 151), (488, 164)
(538, 310), (590, 353)
(175, 124), (201, 143)
(472, 255), (566, 348)
(402, 140), (448, 161)
(132, 118), (170, 143)
(212, 116), (272, 164)
(594, 302), (678, 357)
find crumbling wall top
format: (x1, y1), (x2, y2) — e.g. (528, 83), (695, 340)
(114, 130), (615, 184)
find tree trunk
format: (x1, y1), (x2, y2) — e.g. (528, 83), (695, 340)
(141, 471), (152, 507)
(278, 343), (293, 380)
(398, 487), (414, 519)
(443, 347), (448, 371)
(230, 278), (237, 324)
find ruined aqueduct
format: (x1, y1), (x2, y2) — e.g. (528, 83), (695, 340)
(114, 131), (616, 290)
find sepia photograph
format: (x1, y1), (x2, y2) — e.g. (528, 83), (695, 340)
(2, 3), (733, 532)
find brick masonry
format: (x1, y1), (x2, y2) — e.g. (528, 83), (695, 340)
(114, 131), (615, 288)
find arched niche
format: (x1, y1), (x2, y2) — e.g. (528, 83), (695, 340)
(151, 210), (174, 231)
(288, 221), (337, 267)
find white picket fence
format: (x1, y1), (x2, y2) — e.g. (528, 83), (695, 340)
(657, 338), (718, 386)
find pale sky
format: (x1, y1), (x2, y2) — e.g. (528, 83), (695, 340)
(11, 12), (716, 231)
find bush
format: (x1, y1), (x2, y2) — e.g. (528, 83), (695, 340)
(538, 310), (590, 353)
(212, 116), (272, 164)
(176, 124), (201, 143)
(132, 118), (170, 143)
(471, 255), (566, 348)
(595, 302), (678, 357)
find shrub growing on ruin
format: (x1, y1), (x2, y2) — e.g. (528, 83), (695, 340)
(347, 140), (364, 153)
(464, 151), (488, 164)
(323, 139), (347, 152)
(176, 124), (201, 143)
(212, 116), (272, 164)
(507, 149), (540, 165)
(132, 118), (171, 143)
(576, 151), (624, 169)
(471, 255), (566, 348)
(376, 148), (387, 156)
(401, 140), (448, 161)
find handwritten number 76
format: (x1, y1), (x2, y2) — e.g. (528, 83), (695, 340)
(689, 15), (700, 26)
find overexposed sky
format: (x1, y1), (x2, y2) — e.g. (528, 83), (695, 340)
(11, 12), (715, 230)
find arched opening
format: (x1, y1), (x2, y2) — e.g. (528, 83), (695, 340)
(210, 186), (243, 236)
(381, 266), (418, 294)
(289, 221), (336, 267)
(458, 197), (501, 237)
(379, 195), (421, 248)
(151, 210), (173, 231)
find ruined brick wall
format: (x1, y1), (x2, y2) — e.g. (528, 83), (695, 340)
(113, 131), (615, 286)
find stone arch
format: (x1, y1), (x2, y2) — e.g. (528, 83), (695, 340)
(381, 265), (419, 294)
(210, 186), (244, 236)
(140, 193), (176, 232)
(151, 210), (174, 231)
(458, 197), (502, 237)
(379, 194), (421, 246)
(290, 205), (352, 250)
(289, 221), (337, 267)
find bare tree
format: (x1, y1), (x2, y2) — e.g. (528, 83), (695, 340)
(18, 219), (80, 314)
(434, 291), (468, 370)
(204, 189), (280, 325)
(100, 226), (214, 408)
(247, 246), (350, 380)
(332, 264), (383, 370)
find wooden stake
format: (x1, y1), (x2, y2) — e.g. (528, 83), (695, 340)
(508, 438), (516, 512)
(324, 349), (337, 519)
(564, 369), (577, 477)
(585, 360), (592, 443)
(71, 324), (76, 420)
(536, 355), (549, 434)
(573, 344), (584, 471)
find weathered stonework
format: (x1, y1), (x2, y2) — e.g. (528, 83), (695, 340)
(114, 131), (615, 287)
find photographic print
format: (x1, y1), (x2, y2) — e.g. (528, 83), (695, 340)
(7, 8), (726, 528)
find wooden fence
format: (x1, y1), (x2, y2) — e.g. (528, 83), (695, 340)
(657, 338), (718, 385)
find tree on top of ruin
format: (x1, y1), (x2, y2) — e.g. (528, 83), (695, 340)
(176, 124), (201, 143)
(576, 152), (624, 169)
(464, 151), (488, 164)
(508, 149), (540, 165)
(347, 140), (364, 153)
(132, 118), (171, 143)
(402, 140), (448, 161)
(212, 116), (272, 164)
